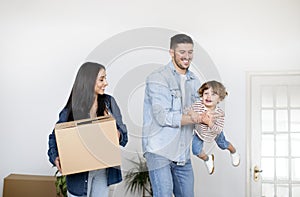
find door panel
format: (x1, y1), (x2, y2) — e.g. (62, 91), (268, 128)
(248, 72), (300, 197)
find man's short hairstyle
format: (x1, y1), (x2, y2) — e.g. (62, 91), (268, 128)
(170, 34), (194, 49)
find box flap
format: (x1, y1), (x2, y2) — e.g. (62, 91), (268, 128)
(55, 115), (112, 130)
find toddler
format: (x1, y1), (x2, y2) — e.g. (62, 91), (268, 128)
(190, 80), (240, 175)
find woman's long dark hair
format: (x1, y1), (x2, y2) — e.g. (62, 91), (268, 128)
(64, 62), (106, 120)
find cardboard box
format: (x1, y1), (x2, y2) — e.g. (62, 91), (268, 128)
(3, 174), (57, 197)
(55, 115), (121, 175)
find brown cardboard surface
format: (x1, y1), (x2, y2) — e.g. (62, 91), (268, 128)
(3, 174), (57, 197)
(55, 116), (121, 175)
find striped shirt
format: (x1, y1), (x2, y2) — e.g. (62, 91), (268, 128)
(191, 101), (225, 142)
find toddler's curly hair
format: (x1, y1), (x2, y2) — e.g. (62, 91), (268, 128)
(198, 80), (228, 101)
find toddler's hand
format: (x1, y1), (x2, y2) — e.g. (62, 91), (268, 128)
(200, 112), (210, 125)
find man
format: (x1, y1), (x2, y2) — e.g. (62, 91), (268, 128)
(142, 34), (208, 197)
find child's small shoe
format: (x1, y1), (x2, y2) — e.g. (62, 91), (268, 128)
(231, 151), (240, 167)
(204, 154), (215, 175)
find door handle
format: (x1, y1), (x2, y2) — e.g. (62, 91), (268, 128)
(254, 165), (263, 181)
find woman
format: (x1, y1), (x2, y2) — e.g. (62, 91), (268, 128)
(48, 62), (128, 197)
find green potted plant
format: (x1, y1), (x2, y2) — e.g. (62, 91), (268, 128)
(55, 170), (67, 197)
(124, 154), (152, 197)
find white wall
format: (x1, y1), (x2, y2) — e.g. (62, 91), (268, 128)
(0, 0), (299, 196)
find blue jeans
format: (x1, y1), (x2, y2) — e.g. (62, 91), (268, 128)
(87, 169), (109, 197)
(67, 169), (109, 197)
(192, 131), (230, 156)
(145, 152), (194, 197)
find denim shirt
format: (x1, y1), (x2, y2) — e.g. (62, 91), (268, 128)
(48, 94), (128, 196)
(142, 62), (200, 163)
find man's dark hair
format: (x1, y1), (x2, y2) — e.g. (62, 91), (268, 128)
(170, 34), (194, 49)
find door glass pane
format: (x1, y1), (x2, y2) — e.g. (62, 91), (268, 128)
(276, 110), (288, 132)
(292, 158), (300, 181)
(277, 184), (289, 197)
(262, 86), (273, 107)
(262, 134), (274, 156)
(292, 184), (300, 197)
(289, 86), (300, 107)
(291, 110), (300, 132)
(262, 110), (274, 132)
(262, 183), (274, 197)
(291, 133), (300, 157)
(276, 86), (288, 108)
(276, 158), (289, 180)
(276, 134), (288, 156)
(262, 158), (274, 180)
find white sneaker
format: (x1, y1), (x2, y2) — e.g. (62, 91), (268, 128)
(231, 151), (240, 166)
(204, 154), (215, 175)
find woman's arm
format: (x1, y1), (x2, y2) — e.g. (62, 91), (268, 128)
(47, 108), (69, 170)
(108, 96), (128, 147)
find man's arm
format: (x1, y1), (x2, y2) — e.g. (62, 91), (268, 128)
(181, 110), (206, 125)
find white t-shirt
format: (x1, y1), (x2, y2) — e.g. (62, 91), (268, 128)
(180, 74), (187, 107)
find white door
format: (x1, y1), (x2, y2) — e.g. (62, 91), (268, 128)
(247, 72), (300, 197)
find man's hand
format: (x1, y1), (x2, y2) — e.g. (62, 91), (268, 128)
(188, 110), (202, 124)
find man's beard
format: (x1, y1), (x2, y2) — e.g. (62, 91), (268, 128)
(174, 53), (190, 71)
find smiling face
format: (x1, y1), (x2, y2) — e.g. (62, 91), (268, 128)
(94, 68), (108, 95)
(169, 43), (194, 74)
(202, 87), (221, 110)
